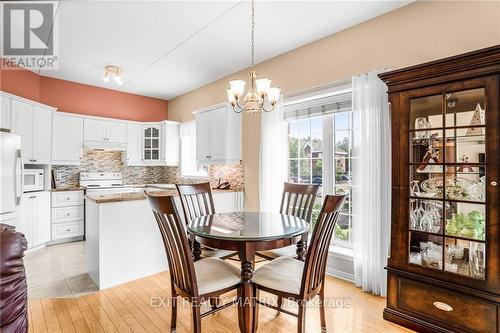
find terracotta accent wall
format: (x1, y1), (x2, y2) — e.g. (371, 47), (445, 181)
(0, 64), (40, 101)
(39, 76), (167, 121)
(0, 66), (168, 122)
(166, 0), (500, 211)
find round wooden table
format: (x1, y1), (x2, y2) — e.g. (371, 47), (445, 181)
(187, 212), (310, 333)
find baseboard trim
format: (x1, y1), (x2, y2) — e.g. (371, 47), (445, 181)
(326, 267), (354, 282)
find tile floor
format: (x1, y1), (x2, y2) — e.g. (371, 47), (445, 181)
(24, 241), (98, 298)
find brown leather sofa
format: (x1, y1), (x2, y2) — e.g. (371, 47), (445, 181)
(0, 224), (28, 333)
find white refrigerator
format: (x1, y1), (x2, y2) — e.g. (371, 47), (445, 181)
(0, 131), (23, 228)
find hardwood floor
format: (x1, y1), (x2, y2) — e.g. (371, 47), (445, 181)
(28, 271), (414, 333)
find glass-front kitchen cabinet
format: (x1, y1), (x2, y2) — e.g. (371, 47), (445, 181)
(380, 46), (500, 333)
(142, 124), (161, 163)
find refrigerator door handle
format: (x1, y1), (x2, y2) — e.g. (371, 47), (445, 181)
(15, 149), (23, 205)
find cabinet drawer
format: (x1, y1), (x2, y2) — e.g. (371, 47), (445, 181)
(51, 221), (83, 240)
(397, 277), (497, 333)
(52, 206), (84, 223)
(52, 191), (83, 207)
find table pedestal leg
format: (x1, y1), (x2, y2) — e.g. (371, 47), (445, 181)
(296, 238), (307, 261)
(238, 244), (256, 333)
(191, 236), (201, 261)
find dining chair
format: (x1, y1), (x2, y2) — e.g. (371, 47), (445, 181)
(252, 194), (347, 333)
(176, 182), (237, 260)
(257, 182), (320, 261)
(145, 193), (241, 333)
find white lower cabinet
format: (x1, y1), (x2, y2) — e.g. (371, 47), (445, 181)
(51, 191), (84, 241)
(20, 191), (51, 249)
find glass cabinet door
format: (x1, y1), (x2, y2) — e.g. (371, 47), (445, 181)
(143, 126), (160, 161)
(408, 87), (486, 280)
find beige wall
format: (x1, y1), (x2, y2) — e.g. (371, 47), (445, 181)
(167, 0), (500, 211)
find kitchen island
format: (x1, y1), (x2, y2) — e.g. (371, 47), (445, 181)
(85, 187), (244, 290)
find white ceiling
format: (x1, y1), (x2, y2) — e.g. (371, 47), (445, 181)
(39, 1), (411, 100)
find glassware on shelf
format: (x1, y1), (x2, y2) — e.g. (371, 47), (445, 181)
(420, 242), (443, 269)
(409, 199), (443, 233)
(469, 242), (486, 279)
(445, 203), (485, 241)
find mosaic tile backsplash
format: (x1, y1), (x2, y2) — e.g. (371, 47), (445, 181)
(52, 150), (244, 190)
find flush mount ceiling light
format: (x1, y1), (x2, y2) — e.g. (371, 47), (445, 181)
(102, 65), (123, 85)
(226, 0), (281, 113)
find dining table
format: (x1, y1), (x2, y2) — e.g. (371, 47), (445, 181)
(187, 212), (310, 333)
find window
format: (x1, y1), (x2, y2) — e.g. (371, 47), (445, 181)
(180, 121), (207, 177)
(284, 84), (353, 246)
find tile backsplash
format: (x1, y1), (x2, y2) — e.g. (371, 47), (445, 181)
(52, 149), (244, 190)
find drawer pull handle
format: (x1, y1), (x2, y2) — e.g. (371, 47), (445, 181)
(433, 301), (453, 312)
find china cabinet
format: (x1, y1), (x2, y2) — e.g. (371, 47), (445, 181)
(380, 45), (500, 333)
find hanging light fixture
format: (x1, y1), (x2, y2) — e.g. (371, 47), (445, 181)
(226, 0), (281, 113)
(102, 65), (123, 86)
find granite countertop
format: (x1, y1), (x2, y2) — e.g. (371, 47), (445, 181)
(51, 187), (84, 192)
(85, 187), (244, 204)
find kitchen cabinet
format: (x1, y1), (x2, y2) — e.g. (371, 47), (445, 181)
(0, 94), (11, 130)
(142, 124), (161, 164)
(84, 118), (127, 143)
(124, 122), (143, 165)
(161, 121), (180, 166)
(11, 99), (53, 164)
(195, 103), (242, 165)
(52, 113), (83, 165)
(51, 190), (84, 241)
(20, 191), (51, 249)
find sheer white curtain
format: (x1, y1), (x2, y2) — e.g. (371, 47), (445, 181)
(351, 71), (391, 296)
(260, 98), (286, 212)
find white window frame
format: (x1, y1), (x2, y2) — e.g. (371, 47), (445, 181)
(284, 83), (354, 249)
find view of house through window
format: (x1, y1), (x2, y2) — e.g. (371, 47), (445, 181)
(286, 109), (354, 245)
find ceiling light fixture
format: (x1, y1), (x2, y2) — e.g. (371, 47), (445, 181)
(226, 0), (281, 113)
(103, 65), (123, 86)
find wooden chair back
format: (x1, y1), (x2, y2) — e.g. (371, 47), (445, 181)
(176, 182), (215, 224)
(146, 193), (199, 297)
(280, 182), (320, 223)
(300, 194), (347, 298)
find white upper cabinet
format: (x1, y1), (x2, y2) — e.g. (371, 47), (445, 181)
(84, 118), (127, 143)
(11, 100), (34, 160)
(52, 113), (83, 165)
(196, 111), (210, 163)
(195, 103), (242, 165)
(162, 121), (180, 166)
(124, 122), (143, 165)
(11, 99), (53, 164)
(0, 95), (11, 130)
(84, 119), (107, 142)
(32, 107), (52, 164)
(142, 124), (162, 164)
(106, 121), (127, 143)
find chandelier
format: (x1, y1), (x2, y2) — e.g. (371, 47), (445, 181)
(226, 0), (281, 113)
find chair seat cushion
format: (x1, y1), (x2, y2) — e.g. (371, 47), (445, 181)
(253, 256), (304, 295)
(202, 248), (237, 259)
(194, 257), (241, 295)
(257, 245), (297, 259)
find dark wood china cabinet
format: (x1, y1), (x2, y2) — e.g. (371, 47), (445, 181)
(379, 45), (500, 333)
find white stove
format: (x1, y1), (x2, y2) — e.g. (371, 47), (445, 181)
(79, 172), (140, 194)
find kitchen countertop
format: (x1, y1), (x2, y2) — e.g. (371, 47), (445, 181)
(85, 187), (244, 204)
(51, 187), (84, 192)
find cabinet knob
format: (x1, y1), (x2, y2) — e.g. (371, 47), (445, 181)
(491, 181), (497, 187)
